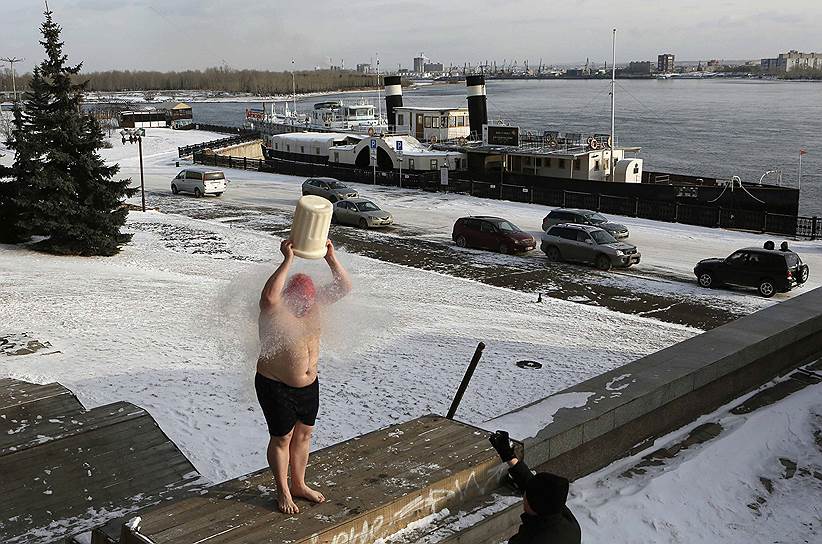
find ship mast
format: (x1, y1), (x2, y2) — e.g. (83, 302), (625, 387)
(609, 28), (616, 181)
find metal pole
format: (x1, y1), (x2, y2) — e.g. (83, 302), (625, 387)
(446, 342), (486, 420)
(798, 151), (802, 192)
(609, 29), (616, 182)
(138, 136), (146, 212)
(398, 155), (402, 188)
(1, 57), (23, 102)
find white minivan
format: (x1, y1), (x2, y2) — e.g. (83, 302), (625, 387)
(171, 168), (227, 197)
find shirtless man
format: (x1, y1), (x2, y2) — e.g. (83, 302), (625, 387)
(256, 239), (352, 514)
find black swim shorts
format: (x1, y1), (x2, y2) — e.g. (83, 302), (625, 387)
(254, 373), (319, 436)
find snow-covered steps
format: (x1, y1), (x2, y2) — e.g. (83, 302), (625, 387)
(0, 381), (201, 544)
(0, 378), (85, 432)
(117, 415), (508, 544)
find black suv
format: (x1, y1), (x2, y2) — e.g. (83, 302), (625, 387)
(694, 247), (809, 297)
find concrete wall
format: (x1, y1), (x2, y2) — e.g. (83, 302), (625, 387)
(214, 139), (264, 159)
(520, 286), (822, 477)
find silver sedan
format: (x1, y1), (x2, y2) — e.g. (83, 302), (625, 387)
(333, 198), (394, 228)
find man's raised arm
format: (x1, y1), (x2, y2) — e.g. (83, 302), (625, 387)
(318, 240), (352, 305)
(260, 240), (294, 310)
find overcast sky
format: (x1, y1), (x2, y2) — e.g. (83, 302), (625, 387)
(2, 0), (820, 73)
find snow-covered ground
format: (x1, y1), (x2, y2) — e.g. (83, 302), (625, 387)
(3, 127), (820, 543)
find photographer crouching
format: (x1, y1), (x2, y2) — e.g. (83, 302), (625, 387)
(489, 431), (581, 544)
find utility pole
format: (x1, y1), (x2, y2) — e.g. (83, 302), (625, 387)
(609, 29), (616, 182)
(1, 57), (23, 102)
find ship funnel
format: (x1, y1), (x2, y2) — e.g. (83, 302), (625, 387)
(384, 75), (403, 132)
(466, 74), (487, 139)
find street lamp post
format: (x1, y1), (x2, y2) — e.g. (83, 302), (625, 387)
(137, 134), (146, 212)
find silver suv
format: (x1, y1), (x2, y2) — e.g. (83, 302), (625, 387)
(301, 177), (358, 202)
(541, 224), (640, 271)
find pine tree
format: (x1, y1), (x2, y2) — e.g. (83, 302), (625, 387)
(0, 9), (135, 255)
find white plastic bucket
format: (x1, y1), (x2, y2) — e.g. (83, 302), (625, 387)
(290, 195), (333, 259)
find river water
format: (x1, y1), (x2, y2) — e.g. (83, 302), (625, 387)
(189, 79), (822, 215)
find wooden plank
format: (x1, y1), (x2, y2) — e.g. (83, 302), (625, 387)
(0, 381), (74, 410)
(0, 392), (85, 435)
(0, 401), (145, 456)
(130, 416), (503, 544)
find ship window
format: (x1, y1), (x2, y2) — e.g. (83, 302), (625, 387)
(457, 116), (465, 127)
(454, 158), (460, 169)
(275, 143), (279, 150)
(397, 114), (404, 125)
(300, 146), (305, 154)
(432, 117), (440, 128)
(334, 152), (339, 162)
(316, 147), (320, 155)
(594, 160), (600, 171)
(441, 116), (448, 127)
(449, 116), (456, 127)
(574, 158), (581, 170)
(424, 116), (432, 128)
(430, 159), (438, 169)
(409, 158), (415, 169)
(286, 144), (290, 152)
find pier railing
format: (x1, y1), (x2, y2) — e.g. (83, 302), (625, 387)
(191, 151), (820, 239)
(178, 126), (260, 157)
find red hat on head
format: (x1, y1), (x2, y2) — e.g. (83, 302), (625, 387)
(283, 273), (316, 317)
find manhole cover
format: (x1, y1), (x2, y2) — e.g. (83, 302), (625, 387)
(516, 360), (542, 369)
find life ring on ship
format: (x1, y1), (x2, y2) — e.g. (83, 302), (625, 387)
(368, 127), (375, 136)
(587, 138), (600, 150)
(547, 139), (558, 149)
(430, 135), (438, 144)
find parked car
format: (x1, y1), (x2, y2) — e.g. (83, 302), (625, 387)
(542, 208), (629, 239)
(452, 216), (536, 254)
(301, 177), (358, 202)
(171, 168), (227, 197)
(694, 247), (809, 297)
(541, 224), (640, 270)
(333, 198), (394, 228)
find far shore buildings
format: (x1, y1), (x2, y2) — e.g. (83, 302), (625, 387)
(761, 50), (822, 73)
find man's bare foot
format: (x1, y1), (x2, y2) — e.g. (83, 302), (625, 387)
(291, 483), (326, 504)
(277, 492), (300, 514)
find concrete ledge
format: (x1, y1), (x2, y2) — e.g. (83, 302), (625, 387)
(486, 287), (822, 479)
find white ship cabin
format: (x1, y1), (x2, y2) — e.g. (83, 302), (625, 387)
(268, 132), (465, 172)
(268, 132), (361, 162)
(309, 100), (383, 130)
(455, 128), (643, 183)
(393, 106), (470, 142)
(509, 148), (643, 182)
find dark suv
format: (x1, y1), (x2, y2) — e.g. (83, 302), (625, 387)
(694, 247), (809, 297)
(452, 216), (536, 254)
(542, 208), (629, 239)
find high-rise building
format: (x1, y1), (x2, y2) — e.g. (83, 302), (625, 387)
(413, 53), (428, 74)
(657, 53), (675, 73)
